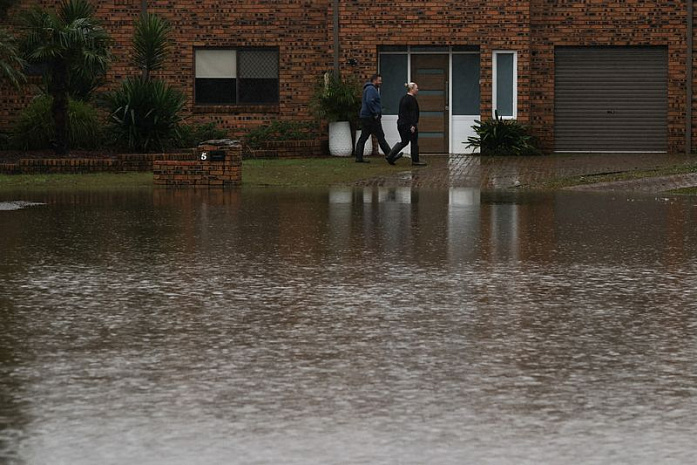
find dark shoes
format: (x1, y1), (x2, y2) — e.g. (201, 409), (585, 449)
(411, 161), (427, 166)
(385, 152), (403, 165)
(355, 159), (370, 163)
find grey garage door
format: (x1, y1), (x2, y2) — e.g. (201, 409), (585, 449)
(554, 47), (667, 152)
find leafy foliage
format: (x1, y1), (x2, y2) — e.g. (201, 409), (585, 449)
(104, 77), (186, 152)
(244, 120), (319, 149)
(310, 73), (361, 123)
(175, 122), (228, 148)
(102, 12), (186, 152)
(467, 112), (540, 156)
(0, 0), (18, 19)
(10, 95), (102, 150)
(0, 27), (25, 89)
(19, 0), (111, 154)
(132, 13), (172, 79)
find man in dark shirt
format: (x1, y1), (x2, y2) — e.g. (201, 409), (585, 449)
(355, 74), (393, 163)
(386, 82), (426, 166)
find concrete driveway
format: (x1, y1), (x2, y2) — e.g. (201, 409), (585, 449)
(354, 152), (697, 192)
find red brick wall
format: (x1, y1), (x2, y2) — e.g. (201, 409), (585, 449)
(1, 1), (694, 153)
(153, 146), (242, 187)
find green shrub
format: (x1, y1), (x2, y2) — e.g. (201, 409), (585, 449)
(175, 122), (228, 148)
(10, 94), (102, 150)
(244, 120), (318, 149)
(104, 76), (186, 152)
(0, 131), (9, 150)
(467, 112), (540, 156)
(310, 73), (361, 123)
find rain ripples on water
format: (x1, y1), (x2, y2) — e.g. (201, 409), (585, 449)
(1, 187), (697, 464)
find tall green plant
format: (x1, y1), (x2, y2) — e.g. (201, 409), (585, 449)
(132, 12), (172, 80)
(19, 0), (111, 155)
(466, 112), (540, 156)
(105, 77), (186, 152)
(105, 13), (185, 152)
(311, 73), (361, 123)
(0, 27), (25, 89)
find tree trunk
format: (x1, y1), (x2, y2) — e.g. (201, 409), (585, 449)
(51, 60), (69, 155)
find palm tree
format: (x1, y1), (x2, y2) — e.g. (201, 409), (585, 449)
(20, 0), (111, 155)
(0, 27), (25, 89)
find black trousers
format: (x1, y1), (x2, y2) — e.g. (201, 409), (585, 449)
(388, 124), (419, 162)
(355, 117), (392, 160)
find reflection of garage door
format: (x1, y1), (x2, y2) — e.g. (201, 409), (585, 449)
(555, 47), (667, 152)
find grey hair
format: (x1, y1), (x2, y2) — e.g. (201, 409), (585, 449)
(405, 82), (417, 92)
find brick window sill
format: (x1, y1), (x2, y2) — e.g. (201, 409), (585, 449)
(193, 104), (280, 114)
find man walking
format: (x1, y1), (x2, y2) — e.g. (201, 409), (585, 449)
(386, 82), (426, 166)
(355, 74), (393, 163)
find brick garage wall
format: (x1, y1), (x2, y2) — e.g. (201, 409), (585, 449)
(529, 0), (689, 153)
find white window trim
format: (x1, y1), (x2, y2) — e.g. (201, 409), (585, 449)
(492, 50), (517, 119)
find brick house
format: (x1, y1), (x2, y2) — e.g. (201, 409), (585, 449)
(1, 0), (694, 154)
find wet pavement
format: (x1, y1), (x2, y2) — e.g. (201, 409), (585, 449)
(356, 152), (697, 192)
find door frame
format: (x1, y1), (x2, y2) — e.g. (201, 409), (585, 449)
(378, 46), (481, 154)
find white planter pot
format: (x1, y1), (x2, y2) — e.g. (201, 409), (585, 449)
(329, 121), (353, 157)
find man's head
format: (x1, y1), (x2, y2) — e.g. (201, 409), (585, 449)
(370, 74), (383, 88)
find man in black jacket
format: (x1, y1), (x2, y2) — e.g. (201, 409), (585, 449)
(386, 82), (426, 166)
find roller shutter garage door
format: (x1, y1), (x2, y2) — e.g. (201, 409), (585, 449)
(554, 47), (667, 152)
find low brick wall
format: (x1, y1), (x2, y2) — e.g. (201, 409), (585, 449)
(17, 158), (120, 174)
(0, 163), (20, 174)
(0, 152), (196, 175)
(153, 146), (242, 187)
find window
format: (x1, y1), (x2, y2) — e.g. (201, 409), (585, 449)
(195, 48), (279, 105)
(378, 53), (408, 115)
(452, 53), (480, 115)
(493, 51), (517, 118)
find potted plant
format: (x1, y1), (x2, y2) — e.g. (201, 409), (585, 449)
(311, 72), (361, 157)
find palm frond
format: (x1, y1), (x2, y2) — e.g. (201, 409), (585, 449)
(0, 26), (26, 88)
(132, 13), (172, 76)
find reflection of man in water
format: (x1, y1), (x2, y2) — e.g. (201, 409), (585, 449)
(355, 74), (393, 163)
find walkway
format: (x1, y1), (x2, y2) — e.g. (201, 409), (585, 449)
(356, 152), (697, 192)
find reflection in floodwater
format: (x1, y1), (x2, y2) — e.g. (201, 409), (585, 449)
(1, 187), (697, 465)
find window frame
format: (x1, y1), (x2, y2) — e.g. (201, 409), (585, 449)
(492, 50), (517, 119)
(194, 47), (280, 107)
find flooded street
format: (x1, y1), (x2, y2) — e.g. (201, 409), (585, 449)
(1, 186), (697, 464)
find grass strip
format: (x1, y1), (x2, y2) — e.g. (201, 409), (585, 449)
(0, 157), (399, 190)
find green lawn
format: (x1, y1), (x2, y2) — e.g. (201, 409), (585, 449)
(0, 157), (398, 190)
(0, 172), (154, 190)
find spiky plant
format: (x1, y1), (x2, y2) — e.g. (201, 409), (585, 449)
(132, 12), (172, 80)
(105, 76), (186, 152)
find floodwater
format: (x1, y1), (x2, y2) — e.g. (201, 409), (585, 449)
(1, 186), (697, 465)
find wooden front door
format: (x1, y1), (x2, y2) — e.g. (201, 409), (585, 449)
(411, 55), (449, 153)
